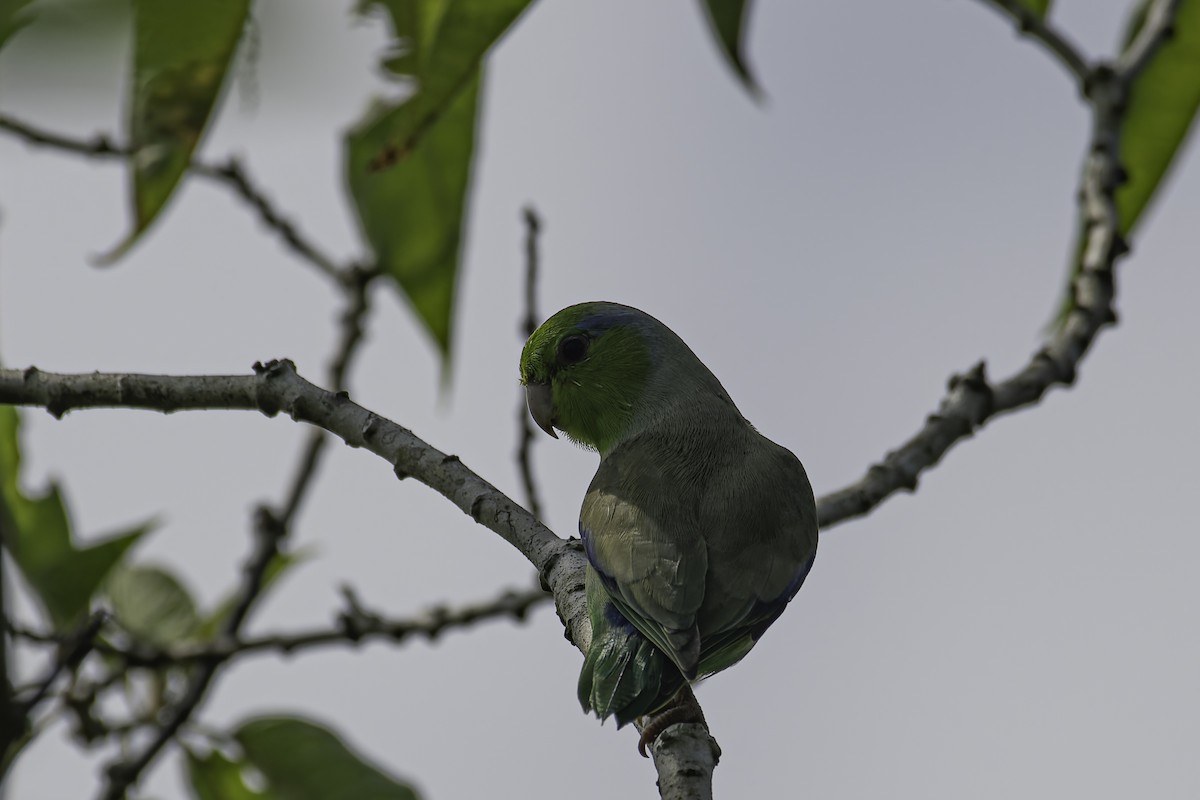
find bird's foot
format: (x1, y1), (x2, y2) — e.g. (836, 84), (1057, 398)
(637, 687), (708, 757)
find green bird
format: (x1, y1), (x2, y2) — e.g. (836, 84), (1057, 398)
(520, 301), (818, 735)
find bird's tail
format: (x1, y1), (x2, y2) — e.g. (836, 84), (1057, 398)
(577, 567), (685, 727)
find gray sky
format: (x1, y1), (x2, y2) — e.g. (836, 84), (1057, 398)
(3, 0), (1199, 798)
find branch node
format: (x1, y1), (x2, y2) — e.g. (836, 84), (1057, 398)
(46, 397), (68, 420)
(1110, 233), (1131, 258)
(469, 493), (487, 522)
(253, 505), (288, 550)
(1083, 63), (1117, 100)
(360, 413), (382, 445)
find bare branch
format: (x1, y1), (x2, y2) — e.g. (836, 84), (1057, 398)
(0, 113), (347, 283)
(11, 585), (551, 669)
(0, 361), (592, 647)
(974, 0), (1090, 85)
(650, 723), (721, 800)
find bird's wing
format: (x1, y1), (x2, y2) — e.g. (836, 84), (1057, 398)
(694, 435), (818, 675)
(580, 444), (708, 678)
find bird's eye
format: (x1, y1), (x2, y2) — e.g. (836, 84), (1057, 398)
(558, 334), (589, 365)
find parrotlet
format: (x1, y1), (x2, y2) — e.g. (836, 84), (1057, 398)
(519, 302), (818, 731)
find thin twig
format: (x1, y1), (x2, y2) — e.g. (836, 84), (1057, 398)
(12, 613), (105, 718)
(0, 113), (346, 283)
(278, 265), (377, 527)
(515, 206), (545, 521)
(191, 158), (345, 282)
(975, 0), (1091, 85)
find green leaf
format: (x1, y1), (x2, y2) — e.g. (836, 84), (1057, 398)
(98, 0), (251, 264)
(358, 0), (531, 147)
(1014, 0), (1052, 20)
(194, 547), (314, 640)
(106, 564), (200, 647)
(347, 0), (534, 362)
(1056, 0), (1200, 323)
(185, 748), (266, 800)
(0, 406), (153, 628)
(698, 0), (761, 96)
(347, 77), (480, 362)
(1116, 0), (1200, 236)
(236, 716), (421, 800)
(0, 0), (35, 51)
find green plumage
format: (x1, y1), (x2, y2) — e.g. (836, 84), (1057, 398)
(520, 302), (817, 726)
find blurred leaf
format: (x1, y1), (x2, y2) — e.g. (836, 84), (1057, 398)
(185, 748), (267, 800)
(194, 547), (314, 640)
(1116, 0), (1200, 235)
(698, 0), (760, 96)
(236, 716), (421, 800)
(98, 0), (251, 264)
(0, 717), (33, 782)
(0, 407), (152, 628)
(106, 563), (200, 646)
(358, 0), (531, 153)
(0, 0), (35, 51)
(1015, 0), (1052, 19)
(347, 77), (479, 362)
(1056, 0), (1200, 324)
(347, 0), (533, 362)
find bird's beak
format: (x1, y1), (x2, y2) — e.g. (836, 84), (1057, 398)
(525, 382), (558, 439)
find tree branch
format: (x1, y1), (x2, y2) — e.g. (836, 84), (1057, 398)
(0, 8), (1180, 787)
(0, 113), (347, 283)
(650, 724), (722, 800)
(93, 269), (378, 797)
(11, 584), (550, 669)
(11, 613), (105, 720)
(277, 264), (377, 528)
(820, 0), (1180, 532)
(0, 361), (592, 643)
(975, 0), (1090, 85)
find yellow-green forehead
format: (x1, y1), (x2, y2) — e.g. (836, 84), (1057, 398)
(519, 302), (646, 381)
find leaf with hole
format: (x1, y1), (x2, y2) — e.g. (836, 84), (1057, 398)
(185, 748), (267, 800)
(98, 0), (251, 263)
(346, 0), (534, 364)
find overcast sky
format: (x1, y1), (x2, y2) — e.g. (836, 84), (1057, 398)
(3, 0), (1199, 798)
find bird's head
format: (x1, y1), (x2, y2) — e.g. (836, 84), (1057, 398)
(519, 302), (658, 454)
